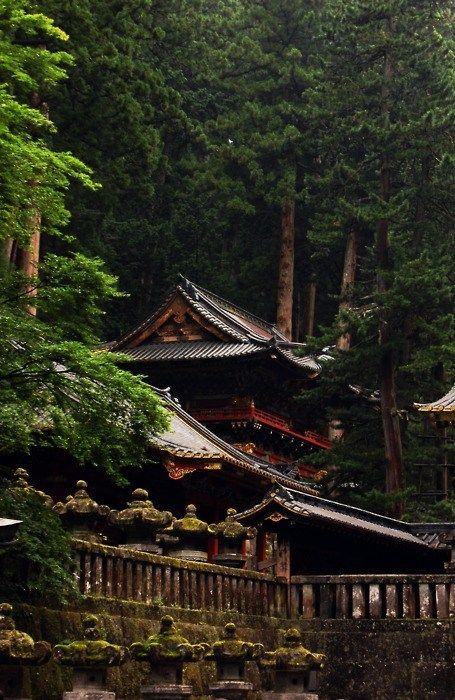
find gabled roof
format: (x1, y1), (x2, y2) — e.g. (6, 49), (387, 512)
(151, 389), (318, 495)
(415, 385), (455, 419)
(236, 484), (433, 549)
(110, 277), (329, 374)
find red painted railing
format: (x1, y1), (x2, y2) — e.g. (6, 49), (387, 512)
(189, 405), (331, 449)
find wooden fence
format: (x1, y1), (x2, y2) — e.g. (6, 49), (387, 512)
(74, 540), (289, 617)
(74, 542), (455, 620)
(290, 575), (455, 620)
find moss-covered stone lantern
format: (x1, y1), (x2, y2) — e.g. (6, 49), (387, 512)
(0, 602), (51, 699)
(210, 508), (256, 568)
(53, 480), (110, 543)
(11, 468), (53, 507)
(53, 613), (128, 699)
(130, 614), (206, 699)
(164, 504), (212, 562)
(109, 488), (173, 553)
(260, 628), (326, 700)
(206, 622), (264, 700)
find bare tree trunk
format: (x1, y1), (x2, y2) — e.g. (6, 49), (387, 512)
(303, 275), (316, 337)
(276, 196), (295, 340)
(2, 237), (14, 265)
(15, 91), (47, 315)
(16, 203), (41, 315)
(377, 17), (404, 515)
(337, 228), (358, 351)
(328, 229), (358, 442)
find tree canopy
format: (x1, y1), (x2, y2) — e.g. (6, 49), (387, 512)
(0, 0), (168, 481)
(1, 0), (454, 516)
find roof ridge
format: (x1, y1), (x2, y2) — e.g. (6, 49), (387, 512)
(281, 485), (416, 532)
(179, 275), (288, 341)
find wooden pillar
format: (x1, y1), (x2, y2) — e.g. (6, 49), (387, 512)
(256, 530), (267, 568)
(275, 534), (290, 582)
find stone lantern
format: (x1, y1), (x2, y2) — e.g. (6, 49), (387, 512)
(11, 468), (53, 507)
(130, 614), (206, 700)
(209, 508), (256, 568)
(53, 613), (128, 700)
(206, 622), (264, 700)
(164, 504), (212, 562)
(260, 628), (326, 700)
(0, 602), (51, 699)
(109, 488), (173, 553)
(53, 481), (110, 543)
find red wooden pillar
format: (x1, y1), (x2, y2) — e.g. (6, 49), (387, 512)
(208, 536), (218, 563)
(256, 530), (267, 568)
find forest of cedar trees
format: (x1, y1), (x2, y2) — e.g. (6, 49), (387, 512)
(0, 1), (454, 521)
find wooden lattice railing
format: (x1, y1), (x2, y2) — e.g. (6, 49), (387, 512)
(73, 541), (455, 620)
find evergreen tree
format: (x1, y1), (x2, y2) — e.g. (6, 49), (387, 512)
(303, 0), (455, 516)
(204, 0), (323, 339)
(0, 0), (169, 478)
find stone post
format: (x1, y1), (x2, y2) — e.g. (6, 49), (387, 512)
(206, 622), (264, 700)
(53, 613), (128, 700)
(0, 602), (51, 699)
(441, 529), (455, 572)
(260, 628), (325, 700)
(130, 615), (206, 700)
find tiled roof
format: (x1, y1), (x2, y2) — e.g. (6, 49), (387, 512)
(120, 339), (323, 372)
(407, 522), (455, 549)
(110, 277), (329, 374)
(237, 484), (433, 548)
(151, 390), (318, 495)
(122, 341), (265, 362)
(415, 385), (455, 414)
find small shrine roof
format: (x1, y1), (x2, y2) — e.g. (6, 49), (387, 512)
(151, 390), (318, 495)
(407, 522), (455, 549)
(415, 385), (455, 416)
(110, 277), (329, 374)
(236, 484), (434, 548)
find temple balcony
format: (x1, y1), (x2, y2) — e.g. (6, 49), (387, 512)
(188, 402), (331, 451)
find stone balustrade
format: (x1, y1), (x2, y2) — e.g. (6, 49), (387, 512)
(290, 574), (455, 620)
(73, 542), (455, 620)
(73, 540), (289, 617)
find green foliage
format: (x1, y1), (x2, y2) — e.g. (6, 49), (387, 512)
(0, 0), (169, 479)
(0, 485), (76, 605)
(0, 0), (95, 246)
(0, 258), (169, 479)
(298, 0), (455, 517)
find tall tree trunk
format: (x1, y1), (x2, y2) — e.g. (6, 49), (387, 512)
(337, 228), (358, 351)
(304, 275), (316, 337)
(276, 196), (295, 340)
(377, 17), (404, 515)
(17, 202), (41, 314)
(328, 229), (358, 442)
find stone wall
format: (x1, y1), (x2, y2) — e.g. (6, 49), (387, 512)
(7, 598), (455, 700)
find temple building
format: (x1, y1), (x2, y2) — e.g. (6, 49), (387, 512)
(109, 276), (331, 474)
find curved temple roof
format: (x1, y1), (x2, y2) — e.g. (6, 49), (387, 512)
(236, 484), (435, 549)
(415, 385), (455, 420)
(110, 276), (330, 374)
